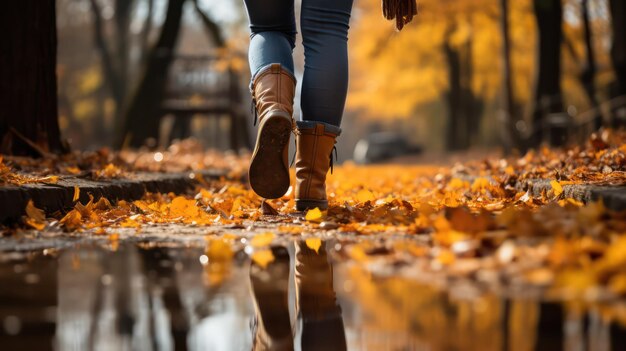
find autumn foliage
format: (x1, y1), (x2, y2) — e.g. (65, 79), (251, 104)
(0, 130), (623, 316)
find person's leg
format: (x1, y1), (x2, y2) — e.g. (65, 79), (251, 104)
(294, 0), (353, 211)
(243, 0), (296, 78)
(300, 0), (354, 128)
(244, 0), (298, 199)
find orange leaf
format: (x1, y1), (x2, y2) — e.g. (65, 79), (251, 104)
(72, 186), (80, 202)
(305, 238), (322, 254)
(251, 249), (275, 268)
(305, 208), (324, 222)
(250, 232), (275, 247)
(550, 180), (563, 197)
(356, 189), (375, 203)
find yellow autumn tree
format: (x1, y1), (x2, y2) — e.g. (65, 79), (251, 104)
(346, 0), (612, 150)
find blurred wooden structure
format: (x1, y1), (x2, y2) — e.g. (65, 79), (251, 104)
(162, 54), (251, 150)
(540, 94), (626, 147)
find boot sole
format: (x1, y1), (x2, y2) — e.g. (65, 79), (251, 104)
(249, 112), (292, 199)
(295, 199), (328, 211)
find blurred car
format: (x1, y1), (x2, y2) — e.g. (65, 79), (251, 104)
(353, 132), (423, 164)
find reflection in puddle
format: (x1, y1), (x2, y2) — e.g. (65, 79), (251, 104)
(249, 241), (346, 351)
(0, 241), (625, 350)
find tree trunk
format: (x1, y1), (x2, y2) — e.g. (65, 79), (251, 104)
(0, 0), (64, 156)
(499, 0), (519, 153)
(192, 0), (225, 47)
(530, 0), (563, 146)
(118, 0), (186, 148)
(581, 0), (601, 130)
(609, 0), (626, 98)
(443, 26), (481, 152)
(443, 40), (464, 151)
(140, 0), (155, 62)
(115, 0), (132, 112)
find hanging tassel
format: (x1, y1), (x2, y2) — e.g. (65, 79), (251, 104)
(382, 0), (418, 31)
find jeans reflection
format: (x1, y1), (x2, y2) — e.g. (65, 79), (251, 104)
(250, 241), (346, 351)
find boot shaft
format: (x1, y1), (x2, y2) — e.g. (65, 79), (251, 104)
(251, 63), (296, 124)
(295, 122), (339, 210)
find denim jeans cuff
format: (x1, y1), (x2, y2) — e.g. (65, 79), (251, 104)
(296, 121), (342, 135)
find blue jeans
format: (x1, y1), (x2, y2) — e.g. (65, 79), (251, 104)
(243, 0), (354, 129)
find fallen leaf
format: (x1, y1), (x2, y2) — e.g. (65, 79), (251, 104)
(305, 208), (324, 222)
(251, 249), (275, 268)
(60, 209), (82, 230)
(169, 196), (199, 218)
(66, 166), (81, 175)
(25, 200), (45, 222)
(551, 180), (563, 197)
(250, 232), (275, 247)
(73, 186), (80, 202)
(356, 189), (375, 203)
(305, 238), (322, 254)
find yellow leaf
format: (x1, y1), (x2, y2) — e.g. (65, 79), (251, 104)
(169, 196), (199, 218)
(356, 189), (375, 203)
(42, 175), (59, 184)
(108, 233), (120, 251)
(305, 207), (324, 222)
(25, 200), (47, 230)
(120, 217), (141, 228)
(207, 238), (234, 262)
(73, 186), (80, 202)
(230, 197), (242, 216)
(436, 250), (456, 265)
(60, 209), (82, 230)
(348, 244), (368, 262)
(551, 180), (563, 197)
(25, 200), (45, 222)
(608, 274), (626, 295)
(250, 232), (275, 247)
(470, 177), (490, 192)
(448, 178), (469, 189)
(25, 218), (46, 231)
(305, 238), (322, 254)
(93, 197), (112, 210)
(251, 249), (275, 268)
(66, 166), (81, 175)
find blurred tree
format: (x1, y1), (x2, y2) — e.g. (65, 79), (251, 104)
(499, 0), (521, 153)
(119, 0), (187, 148)
(530, 0), (564, 146)
(0, 1), (66, 156)
(348, 0), (501, 150)
(580, 0), (601, 130)
(193, 0), (226, 47)
(89, 0), (136, 143)
(443, 24), (484, 151)
(140, 0), (155, 62)
(609, 0), (626, 99)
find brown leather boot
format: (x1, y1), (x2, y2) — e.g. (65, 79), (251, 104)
(248, 64), (296, 199)
(295, 122), (340, 211)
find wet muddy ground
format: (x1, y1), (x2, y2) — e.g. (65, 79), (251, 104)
(1, 226), (626, 351)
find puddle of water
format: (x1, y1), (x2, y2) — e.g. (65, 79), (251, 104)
(0, 240), (625, 351)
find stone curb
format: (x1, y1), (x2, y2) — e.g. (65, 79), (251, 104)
(520, 179), (626, 211)
(0, 170), (228, 222)
(455, 174), (626, 211)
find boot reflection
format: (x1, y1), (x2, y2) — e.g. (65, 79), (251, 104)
(249, 241), (346, 351)
(294, 241), (347, 351)
(250, 246), (293, 351)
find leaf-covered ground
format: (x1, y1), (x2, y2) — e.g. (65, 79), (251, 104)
(3, 131), (626, 325)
